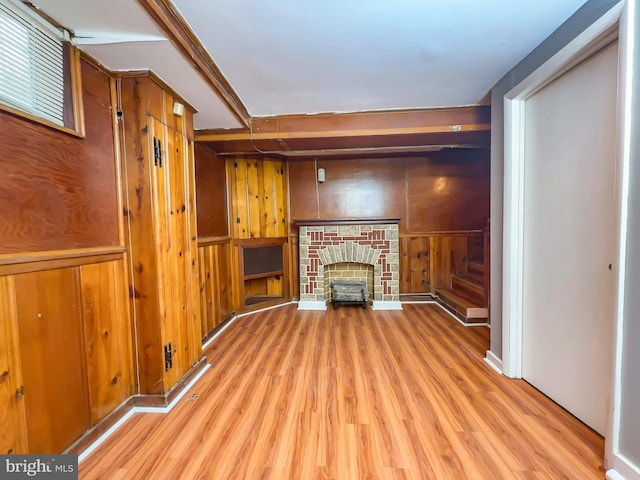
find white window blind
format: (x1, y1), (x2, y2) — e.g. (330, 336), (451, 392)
(0, 0), (65, 126)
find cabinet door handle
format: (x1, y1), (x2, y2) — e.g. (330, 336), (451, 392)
(15, 386), (24, 399)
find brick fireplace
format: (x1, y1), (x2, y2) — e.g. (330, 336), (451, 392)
(295, 218), (402, 310)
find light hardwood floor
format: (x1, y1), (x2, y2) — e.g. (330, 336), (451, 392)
(79, 303), (605, 479)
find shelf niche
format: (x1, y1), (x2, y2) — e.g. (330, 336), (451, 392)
(240, 241), (286, 307)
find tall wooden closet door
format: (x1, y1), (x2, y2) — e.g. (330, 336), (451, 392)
(148, 116), (174, 386)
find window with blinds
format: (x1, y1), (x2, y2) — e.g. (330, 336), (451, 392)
(0, 0), (66, 126)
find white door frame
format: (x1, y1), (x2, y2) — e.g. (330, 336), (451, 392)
(502, 1), (624, 377)
(501, 0), (635, 474)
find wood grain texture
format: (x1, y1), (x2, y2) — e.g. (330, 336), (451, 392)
(195, 143), (229, 237)
(429, 236), (468, 294)
(196, 106), (491, 155)
(406, 150), (490, 232)
(198, 240), (234, 338)
(79, 304), (605, 479)
(316, 157), (407, 232)
(288, 151), (489, 236)
(119, 75), (202, 395)
(0, 276), (27, 454)
(0, 58), (119, 253)
(14, 268), (90, 454)
(80, 260), (134, 425)
(229, 156), (289, 241)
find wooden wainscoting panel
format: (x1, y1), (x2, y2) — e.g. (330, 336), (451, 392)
(14, 268), (90, 454)
(289, 234), (300, 299)
(0, 276), (27, 454)
(198, 240), (234, 339)
(409, 236), (431, 293)
(429, 236), (468, 293)
(80, 260), (134, 425)
(217, 241), (234, 322)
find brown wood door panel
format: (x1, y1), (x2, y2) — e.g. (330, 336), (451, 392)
(80, 260), (133, 425)
(14, 267), (90, 454)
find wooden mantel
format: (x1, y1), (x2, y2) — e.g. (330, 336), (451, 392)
(294, 217), (401, 226)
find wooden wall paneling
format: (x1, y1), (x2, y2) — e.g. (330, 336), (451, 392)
(429, 236), (467, 294)
(266, 275), (284, 296)
(0, 276), (27, 454)
(262, 158), (287, 238)
(466, 234), (484, 262)
(409, 236), (430, 293)
(0, 59), (119, 254)
(247, 158), (262, 239)
(405, 152), (490, 232)
(399, 236), (411, 294)
(287, 160), (319, 229)
(184, 136), (203, 368)
(316, 158), (406, 231)
(289, 234), (300, 299)
(198, 245), (215, 336)
(80, 260), (134, 425)
(14, 268), (90, 454)
(230, 244), (243, 311)
(231, 158), (250, 239)
(194, 144), (228, 237)
(217, 242), (233, 322)
(163, 122), (184, 390)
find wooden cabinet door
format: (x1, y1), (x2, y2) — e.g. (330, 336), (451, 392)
(14, 268), (90, 454)
(151, 118), (201, 390)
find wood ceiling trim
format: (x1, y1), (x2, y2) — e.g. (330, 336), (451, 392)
(194, 106), (490, 155)
(249, 106), (490, 134)
(196, 123), (490, 142)
(136, 0), (250, 126)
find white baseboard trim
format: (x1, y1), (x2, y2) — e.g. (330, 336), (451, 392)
(237, 301), (295, 318)
(202, 316), (238, 350)
(79, 363), (211, 463)
(297, 300), (328, 311)
(484, 350), (503, 375)
(607, 453), (640, 480)
(372, 300), (403, 310)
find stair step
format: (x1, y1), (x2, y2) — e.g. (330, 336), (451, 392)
(467, 261), (485, 276)
(451, 275), (484, 304)
(436, 288), (488, 321)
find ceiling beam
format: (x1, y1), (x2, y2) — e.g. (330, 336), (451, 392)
(136, 0), (250, 127)
(195, 106), (490, 156)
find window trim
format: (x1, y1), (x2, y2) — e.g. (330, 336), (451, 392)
(0, 0), (84, 137)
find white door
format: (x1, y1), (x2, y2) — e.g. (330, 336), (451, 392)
(521, 42), (618, 435)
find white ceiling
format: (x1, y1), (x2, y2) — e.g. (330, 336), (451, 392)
(30, 0), (589, 129)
